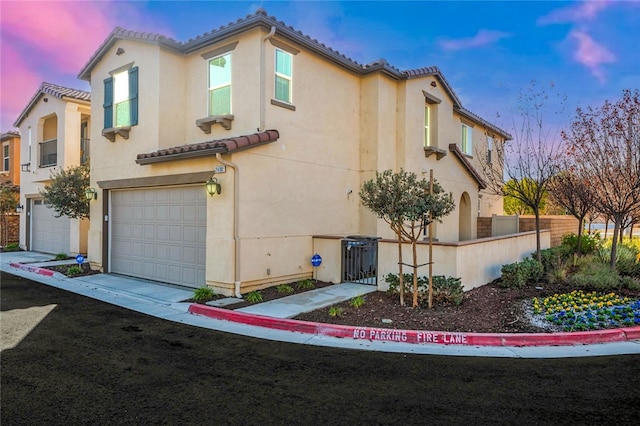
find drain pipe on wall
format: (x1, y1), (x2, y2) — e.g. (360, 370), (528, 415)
(216, 152), (242, 298)
(258, 26), (276, 132)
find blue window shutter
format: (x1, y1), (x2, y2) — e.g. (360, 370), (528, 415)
(103, 77), (113, 129)
(129, 67), (138, 126)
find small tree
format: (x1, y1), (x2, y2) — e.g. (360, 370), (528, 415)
(360, 169), (454, 307)
(40, 164), (90, 219)
(477, 81), (565, 263)
(547, 170), (596, 255)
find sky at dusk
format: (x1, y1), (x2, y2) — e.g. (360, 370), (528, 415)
(1, 0), (639, 134)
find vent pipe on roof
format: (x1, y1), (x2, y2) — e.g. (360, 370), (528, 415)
(258, 26), (276, 132)
(216, 152), (242, 298)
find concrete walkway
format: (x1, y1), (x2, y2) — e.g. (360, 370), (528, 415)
(2, 251), (640, 358)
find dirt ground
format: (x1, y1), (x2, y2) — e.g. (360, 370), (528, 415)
(3, 271), (640, 425)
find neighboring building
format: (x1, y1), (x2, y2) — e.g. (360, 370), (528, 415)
(77, 9), (511, 295)
(1, 131), (21, 186)
(14, 82), (91, 255)
(0, 131), (21, 246)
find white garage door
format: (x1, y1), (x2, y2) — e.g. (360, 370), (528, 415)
(110, 186), (207, 288)
(31, 199), (71, 255)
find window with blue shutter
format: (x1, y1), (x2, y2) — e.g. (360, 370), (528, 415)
(103, 77), (113, 129)
(128, 67), (138, 126)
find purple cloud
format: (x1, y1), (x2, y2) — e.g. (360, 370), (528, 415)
(538, 1), (612, 25)
(439, 29), (510, 51)
(569, 30), (616, 82)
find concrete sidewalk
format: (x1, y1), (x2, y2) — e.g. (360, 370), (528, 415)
(2, 251), (640, 358)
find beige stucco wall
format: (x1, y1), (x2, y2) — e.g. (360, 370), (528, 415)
(85, 24), (516, 294)
(376, 230), (550, 292)
(18, 95), (90, 255)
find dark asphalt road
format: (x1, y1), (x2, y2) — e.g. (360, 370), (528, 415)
(2, 271), (639, 425)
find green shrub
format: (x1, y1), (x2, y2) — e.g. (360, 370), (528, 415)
(539, 246), (571, 274)
(192, 286), (215, 302)
(66, 265), (82, 277)
(276, 284), (294, 294)
(568, 262), (621, 291)
(328, 306), (343, 317)
(55, 253), (69, 260)
(296, 279), (315, 290)
(620, 276), (640, 291)
(384, 273), (414, 295)
(499, 258), (543, 289)
(349, 295), (365, 308)
(561, 232), (601, 255)
(245, 291), (263, 304)
(430, 276), (464, 306)
(2, 243), (20, 252)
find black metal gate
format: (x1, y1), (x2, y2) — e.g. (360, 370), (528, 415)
(341, 236), (379, 285)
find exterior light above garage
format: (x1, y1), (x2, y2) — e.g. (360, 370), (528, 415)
(85, 187), (98, 200)
(205, 176), (221, 196)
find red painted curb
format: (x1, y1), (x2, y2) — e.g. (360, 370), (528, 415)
(10, 262), (55, 277)
(188, 303), (640, 347)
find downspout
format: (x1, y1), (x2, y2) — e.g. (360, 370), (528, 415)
(258, 26), (276, 131)
(216, 153), (241, 297)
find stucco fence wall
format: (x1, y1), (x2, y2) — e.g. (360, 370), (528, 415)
(0, 214), (20, 246)
(478, 215), (579, 247)
(313, 230), (551, 292)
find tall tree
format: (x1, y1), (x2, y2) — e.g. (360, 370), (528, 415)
(40, 164), (91, 220)
(360, 169), (454, 307)
(477, 81), (566, 263)
(562, 89), (640, 269)
(547, 170), (596, 255)
(0, 181), (19, 246)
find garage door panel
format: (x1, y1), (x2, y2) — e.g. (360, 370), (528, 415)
(31, 200), (71, 254)
(111, 186), (206, 288)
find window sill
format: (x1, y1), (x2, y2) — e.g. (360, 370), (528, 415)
(195, 115), (234, 133)
(271, 99), (296, 111)
(424, 146), (447, 160)
(103, 126), (131, 142)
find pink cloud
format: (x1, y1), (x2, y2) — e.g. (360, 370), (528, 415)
(538, 0), (612, 25)
(0, 45), (42, 130)
(570, 30), (616, 82)
(1, 1), (115, 73)
(439, 29), (510, 51)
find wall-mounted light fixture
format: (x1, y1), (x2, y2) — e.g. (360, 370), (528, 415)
(205, 176), (221, 196)
(85, 187), (98, 200)
(16, 204), (23, 213)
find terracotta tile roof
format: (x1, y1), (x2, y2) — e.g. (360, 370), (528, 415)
(78, 8), (509, 140)
(13, 82), (91, 127)
(136, 130), (279, 165)
(448, 144), (487, 190)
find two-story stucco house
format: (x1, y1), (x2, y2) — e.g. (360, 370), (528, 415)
(14, 82), (91, 255)
(77, 9), (512, 296)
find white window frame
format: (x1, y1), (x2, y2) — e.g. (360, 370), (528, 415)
(461, 123), (473, 155)
(424, 105), (431, 147)
(208, 52), (232, 116)
(2, 143), (8, 172)
(275, 48), (293, 103)
(487, 136), (494, 164)
(113, 69), (130, 128)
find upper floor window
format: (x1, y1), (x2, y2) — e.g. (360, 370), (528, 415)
(424, 105), (431, 147)
(487, 136), (494, 164)
(103, 66), (138, 129)
(209, 53), (232, 115)
(2, 144), (9, 171)
(275, 49), (292, 103)
(461, 123), (473, 156)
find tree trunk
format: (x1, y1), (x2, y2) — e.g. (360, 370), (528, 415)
(412, 240), (419, 308)
(534, 208), (542, 263)
(610, 219), (621, 270)
(396, 228), (405, 306)
(630, 223), (635, 241)
(577, 217), (584, 256)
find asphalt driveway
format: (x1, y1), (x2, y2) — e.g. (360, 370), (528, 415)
(2, 271), (639, 425)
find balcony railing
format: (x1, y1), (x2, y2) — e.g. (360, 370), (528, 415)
(39, 139), (57, 167)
